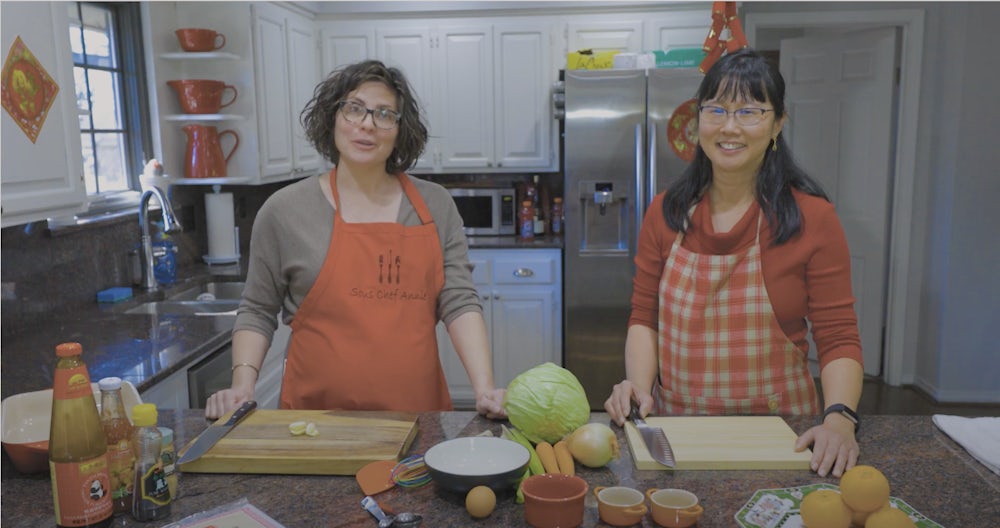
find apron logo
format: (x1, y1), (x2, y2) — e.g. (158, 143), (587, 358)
(378, 250), (403, 284)
(350, 287), (427, 302)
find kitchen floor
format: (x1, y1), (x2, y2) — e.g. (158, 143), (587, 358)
(853, 377), (1000, 417)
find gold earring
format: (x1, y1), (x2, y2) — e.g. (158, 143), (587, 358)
(771, 138), (778, 152)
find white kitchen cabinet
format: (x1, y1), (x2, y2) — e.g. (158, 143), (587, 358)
(493, 22), (554, 170)
(319, 18), (556, 173)
(321, 24), (374, 73)
(643, 11), (712, 51)
(252, 2), (321, 180)
(566, 19), (644, 54)
(437, 248), (562, 408)
(0, 2), (86, 227)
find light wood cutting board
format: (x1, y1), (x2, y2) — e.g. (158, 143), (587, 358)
(624, 416), (813, 470)
(178, 409), (419, 475)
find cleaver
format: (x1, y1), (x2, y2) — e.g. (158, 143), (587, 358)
(178, 400), (257, 464)
(631, 403), (675, 468)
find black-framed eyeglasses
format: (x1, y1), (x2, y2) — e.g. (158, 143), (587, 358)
(338, 100), (401, 130)
(698, 105), (774, 126)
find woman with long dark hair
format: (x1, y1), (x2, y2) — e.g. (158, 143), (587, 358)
(604, 49), (864, 477)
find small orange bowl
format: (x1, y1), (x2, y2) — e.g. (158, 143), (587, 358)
(1, 382), (141, 473)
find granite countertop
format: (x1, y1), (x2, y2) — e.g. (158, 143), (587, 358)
(0, 263), (243, 400)
(3, 413), (997, 527)
(0, 238), (563, 401)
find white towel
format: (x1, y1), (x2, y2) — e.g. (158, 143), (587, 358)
(932, 414), (1000, 475)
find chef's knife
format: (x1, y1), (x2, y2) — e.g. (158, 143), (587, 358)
(630, 403), (675, 467)
(178, 400), (257, 464)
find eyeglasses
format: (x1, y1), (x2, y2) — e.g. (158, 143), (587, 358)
(698, 105), (774, 126)
(338, 100), (401, 130)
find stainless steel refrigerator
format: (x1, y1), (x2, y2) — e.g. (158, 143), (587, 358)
(562, 68), (704, 409)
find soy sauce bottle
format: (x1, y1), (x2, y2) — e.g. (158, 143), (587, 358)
(131, 404), (171, 521)
(49, 342), (113, 528)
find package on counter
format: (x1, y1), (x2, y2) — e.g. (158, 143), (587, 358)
(566, 49), (617, 70)
(651, 48), (708, 69)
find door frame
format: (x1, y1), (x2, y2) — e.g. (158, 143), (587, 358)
(745, 9), (925, 386)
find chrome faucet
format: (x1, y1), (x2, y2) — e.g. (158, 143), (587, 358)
(139, 187), (183, 291)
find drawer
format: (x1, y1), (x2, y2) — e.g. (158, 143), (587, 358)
(492, 257), (556, 285)
(469, 256), (491, 285)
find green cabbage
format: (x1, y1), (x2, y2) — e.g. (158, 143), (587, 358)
(503, 362), (590, 444)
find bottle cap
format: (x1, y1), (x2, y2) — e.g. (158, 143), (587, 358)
(158, 427), (173, 445)
(98, 377), (123, 391)
(55, 342), (83, 357)
(554, 197), (563, 203)
(132, 403), (158, 427)
(523, 200), (531, 206)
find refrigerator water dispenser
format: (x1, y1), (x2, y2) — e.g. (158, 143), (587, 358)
(577, 181), (629, 253)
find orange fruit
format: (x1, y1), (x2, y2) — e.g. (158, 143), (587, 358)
(840, 465), (891, 513)
(800, 489), (852, 528)
(850, 500), (890, 526)
(865, 505), (917, 528)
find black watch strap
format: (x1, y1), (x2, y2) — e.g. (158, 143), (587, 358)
(823, 403), (860, 433)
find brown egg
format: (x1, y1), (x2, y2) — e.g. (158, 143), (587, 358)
(465, 485), (497, 518)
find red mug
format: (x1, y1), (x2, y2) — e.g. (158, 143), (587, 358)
(167, 79), (237, 114)
(175, 28), (225, 52)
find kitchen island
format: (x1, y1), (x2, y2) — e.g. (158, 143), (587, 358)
(2, 413), (997, 527)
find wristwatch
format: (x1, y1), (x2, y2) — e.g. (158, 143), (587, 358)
(823, 403), (860, 433)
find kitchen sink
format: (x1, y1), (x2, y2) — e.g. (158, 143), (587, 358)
(124, 300), (240, 316)
(167, 282), (245, 301)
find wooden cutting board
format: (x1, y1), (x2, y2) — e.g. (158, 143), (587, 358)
(178, 409), (419, 475)
(624, 416), (813, 470)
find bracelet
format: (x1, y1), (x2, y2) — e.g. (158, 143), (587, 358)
(823, 403), (860, 433)
(231, 363), (260, 378)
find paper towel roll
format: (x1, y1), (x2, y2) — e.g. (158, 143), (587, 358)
(205, 192), (239, 263)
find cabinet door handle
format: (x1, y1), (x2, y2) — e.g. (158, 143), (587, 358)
(513, 267), (535, 278)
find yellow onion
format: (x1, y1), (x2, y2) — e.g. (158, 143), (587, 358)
(565, 423), (619, 468)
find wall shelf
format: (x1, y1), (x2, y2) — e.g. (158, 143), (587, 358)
(162, 114), (246, 122)
(160, 51), (240, 60)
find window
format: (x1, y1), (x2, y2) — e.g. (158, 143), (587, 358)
(66, 2), (151, 201)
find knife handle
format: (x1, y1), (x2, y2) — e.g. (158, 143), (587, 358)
(223, 400), (257, 427)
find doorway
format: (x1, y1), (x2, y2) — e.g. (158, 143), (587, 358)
(745, 8), (926, 386)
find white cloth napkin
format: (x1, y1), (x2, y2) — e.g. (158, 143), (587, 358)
(932, 414), (1000, 475)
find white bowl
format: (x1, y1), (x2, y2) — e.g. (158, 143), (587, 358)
(423, 436), (530, 495)
(1, 381), (142, 473)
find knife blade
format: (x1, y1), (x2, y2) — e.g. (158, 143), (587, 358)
(630, 403), (676, 467)
(178, 400), (257, 464)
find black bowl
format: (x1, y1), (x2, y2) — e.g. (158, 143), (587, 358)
(423, 436), (530, 495)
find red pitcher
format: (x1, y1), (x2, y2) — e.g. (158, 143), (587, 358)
(183, 125), (239, 179)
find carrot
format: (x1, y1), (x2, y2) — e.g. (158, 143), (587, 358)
(535, 441), (560, 474)
(553, 440), (575, 476)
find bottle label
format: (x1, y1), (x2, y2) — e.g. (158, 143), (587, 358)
(107, 440), (135, 501)
(53, 364), (92, 400)
(139, 462), (171, 506)
(50, 457), (113, 525)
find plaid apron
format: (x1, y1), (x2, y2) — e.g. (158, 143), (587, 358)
(653, 211), (819, 415)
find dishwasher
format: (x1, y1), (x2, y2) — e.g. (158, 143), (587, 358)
(186, 343), (233, 409)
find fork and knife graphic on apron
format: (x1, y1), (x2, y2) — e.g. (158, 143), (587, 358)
(378, 250), (401, 284)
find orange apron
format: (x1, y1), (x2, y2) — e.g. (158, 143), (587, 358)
(280, 169), (451, 412)
(653, 208), (819, 415)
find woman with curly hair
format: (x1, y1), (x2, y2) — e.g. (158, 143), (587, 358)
(206, 60), (506, 420)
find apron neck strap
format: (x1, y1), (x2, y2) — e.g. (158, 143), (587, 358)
(328, 169), (435, 225)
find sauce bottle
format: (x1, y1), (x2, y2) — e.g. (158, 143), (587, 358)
(519, 200), (535, 240)
(551, 197), (564, 235)
(98, 377), (135, 516)
(532, 175), (545, 235)
(49, 342), (113, 528)
(131, 404), (171, 521)
(158, 427), (178, 500)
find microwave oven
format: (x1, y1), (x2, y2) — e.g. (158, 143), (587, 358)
(448, 187), (517, 236)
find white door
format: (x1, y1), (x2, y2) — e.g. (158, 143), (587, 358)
(780, 28), (897, 376)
